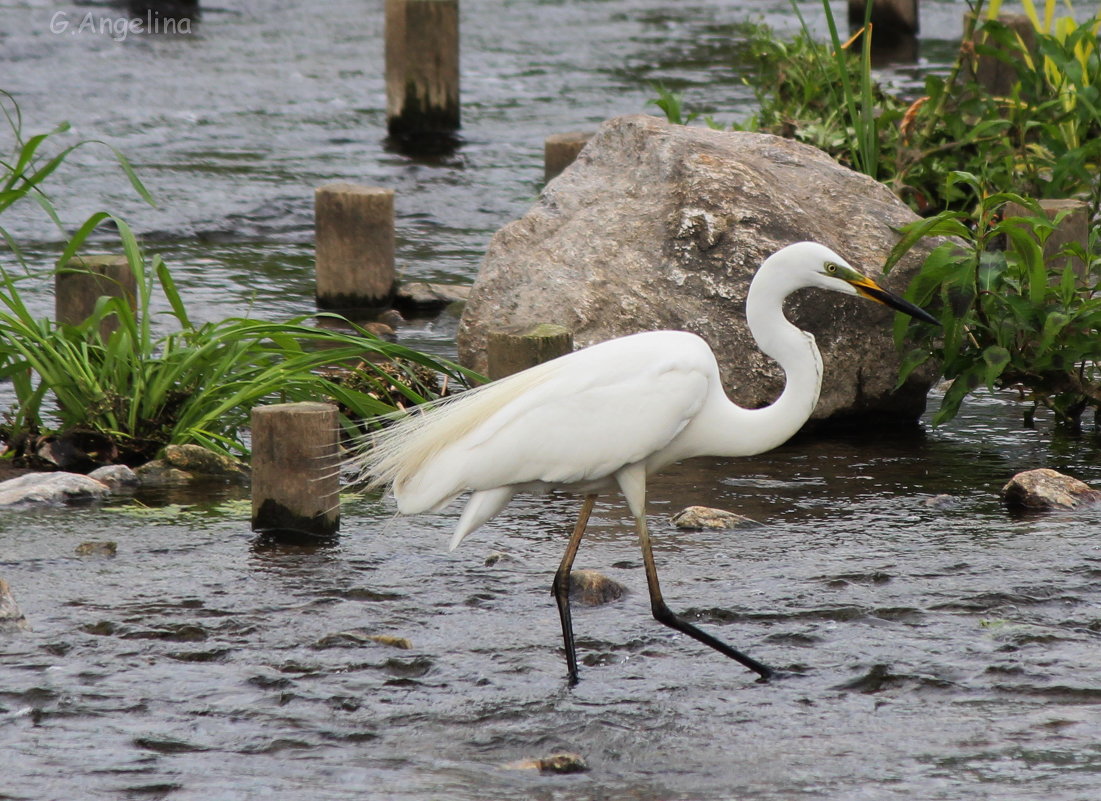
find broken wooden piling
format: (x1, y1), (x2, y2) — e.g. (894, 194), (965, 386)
(251, 402), (340, 540)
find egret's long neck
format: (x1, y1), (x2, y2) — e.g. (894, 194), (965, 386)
(708, 272), (823, 457)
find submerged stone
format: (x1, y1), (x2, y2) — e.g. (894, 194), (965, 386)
(569, 569), (626, 606)
(0, 578), (29, 633)
(75, 541), (118, 557)
(506, 752), (589, 774)
(314, 629), (413, 650)
(671, 505), (762, 530)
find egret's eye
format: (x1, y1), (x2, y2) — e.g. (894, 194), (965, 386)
(825, 262), (838, 274)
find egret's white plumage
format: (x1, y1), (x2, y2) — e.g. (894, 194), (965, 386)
(348, 241), (937, 683)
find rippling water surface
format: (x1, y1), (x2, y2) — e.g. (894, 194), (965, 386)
(3, 2), (1101, 799)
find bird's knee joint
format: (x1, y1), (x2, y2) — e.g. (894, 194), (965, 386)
(551, 571), (569, 599)
(651, 602), (677, 626)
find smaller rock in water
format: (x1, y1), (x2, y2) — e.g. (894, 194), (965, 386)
(0, 578), (29, 632)
(1001, 468), (1101, 512)
(671, 505), (762, 530)
(88, 464), (140, 490)
(134, 462), (194, 488)
(0, 472), (110, 507)
(75, 541), (118, 557)
(484, 550), (517, 567)
(369, 634), (413, 650)
(923, 494), (958, 509)
(569, 569), (626, 606)
(506, 752), (589, 774)
(395, 281), (470, 312)
(163, 444), (249, 482)
(314, 629), (413, 650)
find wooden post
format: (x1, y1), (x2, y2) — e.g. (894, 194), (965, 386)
(385, 0), (460, 144)
(967, 14), (1036, 96)
(849, 0), (918, 35)
(1004, 198), (1090, 279)
(544, 131), (594, 183)
(251, 402), (340, 540)
(315, 183), (395, 312)
(849, 0), (918, 62)
(487, 324), (573, 380)
(55, 255), (137, 340)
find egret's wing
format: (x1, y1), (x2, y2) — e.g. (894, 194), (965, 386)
(399, 348), (710, 508)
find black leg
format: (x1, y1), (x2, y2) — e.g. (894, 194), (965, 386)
(634, 510), (773, 681)
(551, 494), (597, 686)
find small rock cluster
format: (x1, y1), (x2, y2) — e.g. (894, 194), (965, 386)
(0, 444), (248, 508)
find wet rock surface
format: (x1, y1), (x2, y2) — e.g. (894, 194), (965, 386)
(88, 464), (140, 490)
(568, 569), (627, 606)
(671, 505), (763, 530)
(0, 579), (29, 633)
(0, 472), (110, 507)
(1001, 467), (1101, 512)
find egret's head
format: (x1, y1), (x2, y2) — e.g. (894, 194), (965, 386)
(772, 242), (938, 325)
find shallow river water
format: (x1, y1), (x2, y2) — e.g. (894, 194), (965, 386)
(3, 1), (1101, 800)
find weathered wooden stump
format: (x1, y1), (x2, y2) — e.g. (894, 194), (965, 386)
(486, 324), (573, 380)
(850, 0), (918, 60)
(251, 402), (340, 539)
(967, 13), (1036, 96)
(544, 131), (593, 183)
(55, 254), (137, 340)
(315, 183), (396, 312)
(849, 0), (918, 34)
(385, 0), (460, 146)
(1004, 198), (1090, 279)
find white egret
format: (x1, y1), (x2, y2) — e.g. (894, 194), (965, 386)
(350, 242), (938, 684)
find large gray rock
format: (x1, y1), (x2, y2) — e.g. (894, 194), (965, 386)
(458, 114), (939, 423)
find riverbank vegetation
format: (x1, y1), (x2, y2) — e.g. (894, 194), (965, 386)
(0, 91), (470, 467)
(654, 0), (1101, 431)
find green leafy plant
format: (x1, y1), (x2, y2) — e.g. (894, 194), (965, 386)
(651, 1), (1101, 219)
(887, 172), (1100, 429)
(0, 92), (476, 465)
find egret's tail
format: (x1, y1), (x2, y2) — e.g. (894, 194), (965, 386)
(343, 363), (552, 512)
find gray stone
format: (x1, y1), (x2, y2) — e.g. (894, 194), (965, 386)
(0, 579), (29, 633)
(396, 281), (470, 312)
(88, 464), (140, 490)
(458, 114), (940, 423)
(0, 472), (110, 507)
(1001, 468), (1101, 513)
(671, 505), (762, 530)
